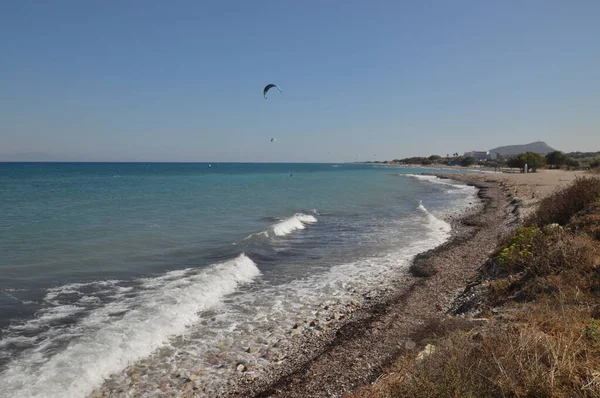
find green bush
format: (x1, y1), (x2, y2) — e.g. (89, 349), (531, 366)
(507, 152), (546, 171)
(564, 158), (579, 169)
(496, 227), (539, 273)
(459, 156), (476, 167)
(545, 151), (567, 169)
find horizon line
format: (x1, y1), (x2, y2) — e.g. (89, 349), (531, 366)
(0, 161), (353, 164)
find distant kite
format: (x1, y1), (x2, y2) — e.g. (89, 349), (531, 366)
(271, 138), (276, 142)
(263, 84), (282, 99)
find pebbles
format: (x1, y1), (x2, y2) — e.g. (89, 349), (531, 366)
(94, 293), (371, 396)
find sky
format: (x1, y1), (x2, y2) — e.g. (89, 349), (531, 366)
(1, 0), (599, 162)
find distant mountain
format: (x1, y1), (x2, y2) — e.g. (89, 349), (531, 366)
(489, 141), (557, 156)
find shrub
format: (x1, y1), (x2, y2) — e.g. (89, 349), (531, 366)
(527, 177), (600, 227)
(568, 201), (600, 240)
(460, 156), (476, 167)
(367, 318), (599, 398)
(546, 151), (567, 169)
(507, 152), (546, 171)
(496, 226), (539, 274)
(488, 227), (597, 305)
(564, 158), (580, 169)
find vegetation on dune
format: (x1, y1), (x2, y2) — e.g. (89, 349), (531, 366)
(348, 177), (600, 398)
(527, 177), (600, 227)
(367, 148), (595, 171)
(368, 155), (481, 167)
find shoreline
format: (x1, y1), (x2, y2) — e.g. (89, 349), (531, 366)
(90, 170), (584, 397)
(221, 176), (517, 398)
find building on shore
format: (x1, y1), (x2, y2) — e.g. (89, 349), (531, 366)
(463, 150), (498, 161)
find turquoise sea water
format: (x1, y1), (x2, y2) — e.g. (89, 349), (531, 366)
(0, 162), (477, 397)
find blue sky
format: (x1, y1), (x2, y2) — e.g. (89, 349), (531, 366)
(1, 0), (599, 162)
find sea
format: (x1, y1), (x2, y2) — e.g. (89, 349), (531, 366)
(0, 162), (478, 397)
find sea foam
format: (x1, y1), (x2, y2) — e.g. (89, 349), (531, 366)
(0, 254), (260, 398)
(406, 174), (472, 190)
(417, 200), (452, 244)
(270, 213), (317, 237)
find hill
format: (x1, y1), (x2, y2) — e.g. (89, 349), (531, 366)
(489, 141), (557, 156)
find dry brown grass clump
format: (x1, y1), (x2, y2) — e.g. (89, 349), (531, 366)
(348, 178), (600, 398)
(527, 177), (600, 227)
(351, 306), (600, 398)
(569, 201), (600, 241)
(486, 228), (599, 307)
(350, 296), (600, 398)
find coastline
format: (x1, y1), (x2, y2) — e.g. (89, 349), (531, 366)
(88, 170), (585, 397)
(220, 175), (517, 398)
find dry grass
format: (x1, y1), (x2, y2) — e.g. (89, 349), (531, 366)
(373, 317), (595, 397)
(350, 301), (600, 398)
(569, 201), (600, 241)
(348, 178), (600, 398)
(527, 177), (600, 227)
(486, 231), (598, 307)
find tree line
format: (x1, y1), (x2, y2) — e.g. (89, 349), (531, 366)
(368, 151), (600, 171)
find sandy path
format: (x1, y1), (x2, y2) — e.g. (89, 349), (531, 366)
(451, 169), (588, 219)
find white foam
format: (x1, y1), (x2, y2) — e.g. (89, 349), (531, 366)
(44, 284), (85, 303)
(0, 337), (33, 351)
(406, 174), (437, 181)
(76, 295), (102, 305)
(0, 254), (260, 398)
(417, 200), (452, 244)
(44, 280), (121, 304)
(244, 231), (269, 240)
(60, 204), (463, 396)
(9, 305), (84, 332)
(270, 213), (317, 237)
(406, 174), (472, 190)
(86, 216), (451, 395)
(243, 213), (318, 241)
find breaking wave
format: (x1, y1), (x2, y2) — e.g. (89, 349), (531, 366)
(0, 254), (260, 398)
